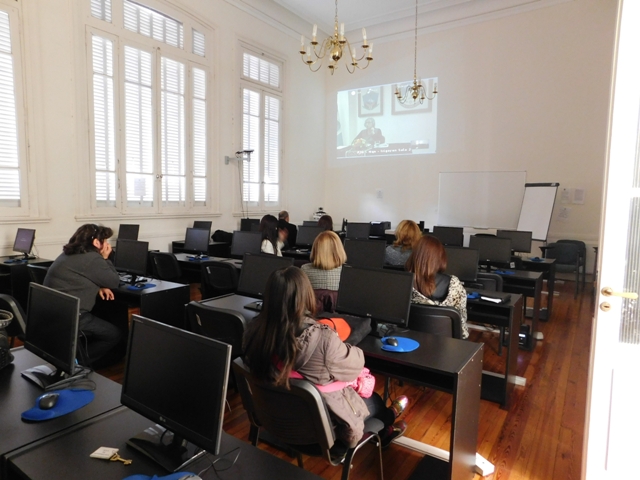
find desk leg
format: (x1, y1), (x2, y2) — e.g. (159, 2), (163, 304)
(540, 263), (556, 321)
(527, 278), (542, 351)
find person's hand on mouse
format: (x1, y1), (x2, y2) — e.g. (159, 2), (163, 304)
(99, 287), (114, 300)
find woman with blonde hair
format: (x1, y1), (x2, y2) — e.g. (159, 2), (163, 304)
(406, 235), (469, 339)
(385, 220), (422, 266)
(301, 231), (346, 291)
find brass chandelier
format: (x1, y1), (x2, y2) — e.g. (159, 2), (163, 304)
(395, 0), (437, 104)
(299, 0), (372, 75)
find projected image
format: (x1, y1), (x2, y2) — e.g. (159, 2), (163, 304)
(337, 78), (437, 158)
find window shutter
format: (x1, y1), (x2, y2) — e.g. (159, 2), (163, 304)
(192, 67), (206, 205)
(90, 0), (112, 22)
(124, 0), (183, 49)
(160, 56), (185, 206)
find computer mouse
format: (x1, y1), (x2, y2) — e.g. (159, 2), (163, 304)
(38, 392), (59, 410)
(385, 337), (399, 347)
(134, 282), (146, 288)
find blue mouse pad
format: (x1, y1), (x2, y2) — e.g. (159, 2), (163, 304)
(529, 257), (544, 262)
(21, 389), (94, 422)
(380, 336), (420, 353)
(187, 256), (208, 261)
(123, 473), (196, 480)
(126, 283), (156, 291)
(494, 270), (515, 275)
(467, 292), (480, 300)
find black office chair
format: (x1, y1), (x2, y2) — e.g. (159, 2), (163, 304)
(475, 272), (507, 355)
(0, 294), (26, 347)
(540, 242), (583, 298)
(557, 239), (587, 291)
(407, 304), (462, 339)
(26, 265), (49, 285)
(185, 302), (246, 360)
(233, 358), (384, 480)
(150, 252), (182, 282)
(314, 289), (338, 313)
(200, 261), (238, 299)
(232, 357), (269, 447)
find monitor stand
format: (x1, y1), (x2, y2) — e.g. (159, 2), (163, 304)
(127, 425), (206, 472)
(21, 364), (87, 390)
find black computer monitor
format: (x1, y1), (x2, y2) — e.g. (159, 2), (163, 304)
(115, 239), (149, 283)
(344, 239), (386, 269)
(370, 221), (390, 237)
(192, 220), (212, 232)
(183, 227), (210, 256)
(444, 246), (480, 283)
(296, 226), (324, 248)
(236, 253), (294, 298)
(240, 218), (260, 232)
(497, 229), (533, 253)
(302, 220), (317, 227)
(432, 226), (464, 246)
(469, 235), (512, 266)
(346, 222), (371, 239)
(118, 224), (140, 241)
(336, 266), (414, 327)
(121, 315), (231, 472)
(22, 283), (85, 390)
(230, 230), (262, 258)
(13, 228), (35, 258)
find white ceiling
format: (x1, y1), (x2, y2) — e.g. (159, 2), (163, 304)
(268, 0), (569, 40)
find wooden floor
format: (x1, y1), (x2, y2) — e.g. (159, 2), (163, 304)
(98, 279), (593, 480)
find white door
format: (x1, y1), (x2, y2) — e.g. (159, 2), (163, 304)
(584, 1), (640, 477)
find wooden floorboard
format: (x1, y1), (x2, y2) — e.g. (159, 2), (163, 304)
(97, 279), (592, 479)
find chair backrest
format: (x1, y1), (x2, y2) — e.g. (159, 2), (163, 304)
(231, 357), (264, 441)
(0, 294), (27, 340)
(557, 239), (586, 264)
(543, 242), (580, 266)
(476, 272), (504, 291)
(200, 261), (239, 299)
(233, 358), (336, 457)
(185, 302), (245, 358)
(407, 304), (462, 339)
(26, 265), (49, 285)
(150, 252), (182, 281)
(314, 289), (338, 313)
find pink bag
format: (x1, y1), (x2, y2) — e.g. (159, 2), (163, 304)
(347, 367), (375, 398)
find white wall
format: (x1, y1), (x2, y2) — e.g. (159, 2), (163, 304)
(0, 0), (326, 259)
(322, 0), (617, 270)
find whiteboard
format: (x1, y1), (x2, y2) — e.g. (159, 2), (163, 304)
(438, 171), (526, 228)
(517, 183), (559, 241)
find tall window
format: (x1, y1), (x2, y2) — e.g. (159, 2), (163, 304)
(0, 5), (28, 215)
(240, 47), (282, 210)
(87, 0), (211, 213)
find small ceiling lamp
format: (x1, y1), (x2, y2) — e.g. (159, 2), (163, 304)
(299, 0), (372, 75)
(395, 0), (437, 104)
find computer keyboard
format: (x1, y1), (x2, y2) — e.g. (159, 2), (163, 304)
(0, 347), (14, 371)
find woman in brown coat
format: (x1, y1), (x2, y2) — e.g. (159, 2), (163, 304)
(243, 266), (408, 448)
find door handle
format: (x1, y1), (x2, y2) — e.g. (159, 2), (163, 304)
(601, 287), (638, 300)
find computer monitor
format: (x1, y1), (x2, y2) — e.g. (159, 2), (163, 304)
(344, 239), (386, 269)
(121, 315), (231, 472)
(118, 224), (139, 241)
(497, 229), (533, 253)
(346, 222), (371, 239)
(22, 283), (85, 390)
(469, 235), (512, 266)
(236, 253), (294, 298)
(431, 226), (464, 246)
(115, 239), (149, 283)
(230, 230), (262, 258)
(444, 246), (480, 283)
(240, 218), (260, 232)
(183, 227), (210, 256)
(302, 220), (317, 227)
(13, 228), (35, 258)
(192, 220), (212, 232)
(370, 221), (390, 237)
(336, 266), (414, 327)
(296, 226), (324, 248)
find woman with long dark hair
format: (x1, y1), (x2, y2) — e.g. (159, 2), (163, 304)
(44, 224), (121, 366)
(406, 235), (469, 338)
(243, 267), (408, 448)
(259, 214), (283, 256)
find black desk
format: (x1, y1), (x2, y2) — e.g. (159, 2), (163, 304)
(172, 240), (230, 257)
(466, 290), (522, 408)
(498, 270), (543, 350)
(520, 258), (556, 320)
(0, 258), (53, 310)
(200, 293), (257, 323)
(94, 279), (190, 329)
(6, 407), (322, 480)
(358, 331), (483, 480)
(174, 253), (236, 283)
(0, 348), (122, 478)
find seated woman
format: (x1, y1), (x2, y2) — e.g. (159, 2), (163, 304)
(406, 235), (469, 339)
(385, 220), (422, 266)
(317, 214), (333, 231)
(44, 224), (121, 366)
(301, 231), (346, 291)
(242, 266), (408, 449)
(259, 214), (283, 256)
